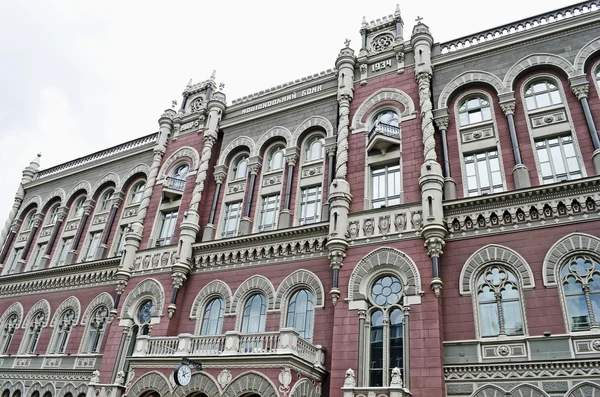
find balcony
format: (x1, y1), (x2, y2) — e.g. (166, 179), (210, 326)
(132, 328), (327, 378)
(165, 177), (186, 191)
(367, 122), (401, 155)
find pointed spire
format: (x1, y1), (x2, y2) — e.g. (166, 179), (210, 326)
(187, 78), (193, 88)
(29, 153), (41, 172)
(395, 4), (401, 18)
(210, 70), (216, 80)
(361, 16), (367, 28)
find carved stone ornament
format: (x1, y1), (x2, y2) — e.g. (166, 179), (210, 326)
(91, 369), (100, 384)
(344, 368), (356, 387)
(434, 116), (449, 130)
(500, 101), (516, 116)
(116, 370), (126, 386)
(395, 213), (406, 232)
(592, 339), (600, 351)
(425, 236), (445, 258)
(278, 367), (292, 397)
(330, 287), (341, 306)
(125, 369), (136, 390)
(218, 369), (233, 389)
(372, 33), (394, 52)
(190, 98), (203, 112)
(379, 215), (390, 235)
(359, 63), (367, 75)
(412, 211), (422, 229)
(390, 367), (403, 387)
(347, 221), (359, 240)
(498, 345), (510, 356)
(167, 303), (176, 319)
(363, 218), (374, 237)
(329, 250), (345, 269)
(571, 83), (589, 100)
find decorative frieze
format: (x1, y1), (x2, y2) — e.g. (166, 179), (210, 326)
(39, 225), (54, 238)
(347, 205), (423, 245)
(92, 213), (108, 225)
(75, 356), (97, 368)
(481, 343), (526, 359)
(461, 127), (494, 143)
(301, 165), (323, 179)
(133, 247), (178, 274)
(573, 338), (600, 354)
(65, 219), (80, 231)
(262, 171), (283, 187)
(13, 358), (31, 368)
(530, 110), (567, 128)
(227, 180), (246, 195)
(43, 357), (62, 368)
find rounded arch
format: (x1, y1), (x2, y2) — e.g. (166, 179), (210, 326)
(80, 292), (114, 325)
(231, 275), (276, 314)
(120, 278), (165, 320)
(566, 381), (600, 397)
(27, 383), (54, 397)
(58, 384), (87, 397)
(218, 136), (256, 166)
(92, 173), (120, 199)
(275, 269), (325, 310)
(21, 299), (50, 329)
(351, 88), (416, 131)
(289, 379), (318, 397)
(120, 164), (150, 191)
(171, 372), (220, 397)
(65, 181), (92, 205)
(158, 146), (200, 180)
(437, 70), (505, 109)
(471, 385), (508, 397)
(252, 126), (293, 157)
(292, 116), (335, 146)
(460, 244), (535, 296)
(50, 296), (81, 327)
(41, 189), (66, 211)
(574, 36), (600, 74)
(190, 280), (233, 320)
(508, 384), (548, 397)
(543, 232), (600, 286)
(0, 302), (24, 328)
(503, 53), (576, 90)
(127, 371), (172, 397)
(16, 196), (42, 220)
(223, 371), (279, 397)
(348, 247), (422, 302)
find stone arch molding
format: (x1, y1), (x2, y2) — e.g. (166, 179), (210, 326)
(217, 136), (256, 167)
(80, 292), (114, 325)
(121, 278), (165, 320)
(190, 280), (233, 323)
(566, 381), (600, 397)
(58, 383), (87, 397)
(289, 378), (318, 397)
(348, 247), (422, 302)
(252, 126), (293, 157)
(275, 269), (325, 310)
(41, 188), (66, 210)
(437, 70), (506, 109)
(0, 302), (24, 328)
(27, 382), (55, 397)
(292, 115), (335, 144)
(460, 244), (535, 296)
(231, 275), (276, 314)
(22, 299), (50, 329)
(158, 146), (200, 180)
(127, 371), (172, 397)
(574, 36), (600, 74)
(222, 371), (279, 397)
(503, 53), (577, 90)
(11, 382), (25, 396)
(171, 372), (220, 397)
(351, 88), (416, 132)
(121, 164), (151, 191)
(472, 384), (549, 397)
(16, 196), (42, 219)
(50, 296), (81, 327)
(93, 172), (121, 196)
(65, 181), (92, 204)
(543, 233), (600, 287)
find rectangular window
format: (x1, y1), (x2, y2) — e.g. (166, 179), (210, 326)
(222, 202), (242, 238)
(371, 164), (401, 209)
(30, 243), (47, 271)
(259, 194), (280, 231)
(7, 248), (23, 274)
(84, 232), (102, 262)
(464, 150), (504, 196)
(55, 238), (73, 266)
(535, 135), (582, 184)
(113, 226), (127, 256)
(156, 210), (178, 247)
(299, 186), (322, 225)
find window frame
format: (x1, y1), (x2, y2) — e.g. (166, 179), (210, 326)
(21, 311), (46, 355)
(266, 144), (286, 172)
(304, 135), (325, 163)
(298, 186), (322, 226)
(258, 194), (281, 232)
(559, 254), (600, 332)
(50, 309), (76, 354)
(7, 247), (23, 275)
(71, 197), (86, 219)
(54, 237), (73, 267)
(98, 189), (114, 213)
(200, 298), (225, 336)
(24, 210), (36, 230)
(593, 60), (600, 100)
(523, 79), (563, 111)
(45, 204), (60, 226)
(81, 305), (109, 354)
(463, 150), (504, 197)
(240, 293), (267, 334)
(0, 314), (19, 354)
(370, 163), (402, 209)
(83, 231), (102, 262)
(155, 209), (179, 247)
(221, 201), (243, 238)
(285, 289), (315, 341)
(30, 243), (47, 271)
(129, 181), (146, 204)
(534, 134), (583, 184)
(231, 153), (250, 181)
(458, 96), (492, 127)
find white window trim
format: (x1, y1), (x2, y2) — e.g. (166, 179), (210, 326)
(296, 185), (323, 226)
(219, 200), (243, 239)
(253, 142), (286, 233)
(520, 73), (587, 184)
(593, 59), (600, 101)
(293, 132), (327, 226)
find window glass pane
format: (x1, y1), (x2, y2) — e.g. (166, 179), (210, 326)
(479, 302), (500, 337)
(481, 107), (492, 121)
(469, 110), (483, 124)
(540, 163), (552, 178)
(550, 145), (566, 174)
(533, 82), (547, 93)
(562, 142), (575, 157)
(550, 90), (562, 105)
(525, 96), (536, 110)
(201, 298), (224, 336)
(566, 295), (590, 330)
(502, 299), (523, 335)
(459, 112), (469, 126)
(389, 309), (403, 370)
(369, 310), (384, 387)
(467, 98), (479, 109)
(536, 93), (552, 108)
(286, 290), (314, 340)
(537, 146), (549, 162)
(591, 292), (600, 323)
(241, 294), (266, 333)
(478, 161), (490, 188)
(465, 162), (475, 176)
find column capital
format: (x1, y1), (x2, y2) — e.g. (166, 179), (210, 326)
(499, 100), (517, 116)
(247, 156), (262, 175)
(571, 83), (589, 100)
(285, 153), (299, 167)
(434, 116), (449, 130)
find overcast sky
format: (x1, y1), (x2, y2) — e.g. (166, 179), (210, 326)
(0, 0), (577, 229)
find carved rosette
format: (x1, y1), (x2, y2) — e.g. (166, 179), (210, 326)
(500, 100), (516, 116)
(416, 72), (437, 161)
(571, 83), (589, 100)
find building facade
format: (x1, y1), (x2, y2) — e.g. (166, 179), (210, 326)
(1, 2), (600, 397)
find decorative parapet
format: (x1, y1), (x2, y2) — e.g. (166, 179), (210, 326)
(132, 246), (178, 275)
(439, 1), (600, 54)
(347, 204), (423, 245)
(33, 133), (158, 181)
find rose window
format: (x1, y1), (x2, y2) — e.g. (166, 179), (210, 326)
(371, 276), (402, 306)
(372, 34), (394, 52)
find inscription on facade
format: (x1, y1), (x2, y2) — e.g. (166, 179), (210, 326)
(241, 85), (323, 114)
(372, 59), (393, 72)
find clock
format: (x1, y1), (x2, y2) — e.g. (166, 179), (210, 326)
(174, 364), (192, 386)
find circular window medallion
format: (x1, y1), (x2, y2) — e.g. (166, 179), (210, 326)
(372, 34), (394, 52)
(371, 276), (402, 306)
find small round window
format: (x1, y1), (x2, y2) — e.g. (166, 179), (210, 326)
(371, 276), (402, 307)
(137, 300), (155, 324)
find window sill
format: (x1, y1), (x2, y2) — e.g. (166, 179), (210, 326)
(526, 103), (565, 116)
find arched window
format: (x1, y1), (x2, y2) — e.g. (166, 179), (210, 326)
(23, 311), (45, 354)
(232, 155), (249, 180)
(71, 197), (85, 219)
(52, 309), (75, 354)
(561, 255), (600, 331)
(476, 265), (524, 337)
(596, 64), (600, 83)
(99, 189), (114, 212)
(0, 314), (18, 354)
(458, 97), (491, 126)
(137, 299), (155, 335)
(42, 392), (51, 397)
(24, 210), (36, 230)
(267, 145), (285, 171)
(368, 275), (404, 387)
(305, 136), (325, 163)
(201, 298), (224, 336)
(373, 110), (399, 128)
(524, 80), (562, 110)
(241, 294), (266, 333)
(130, 182), (146, 204)
(172, 164), (190, 180)
(286, 289), (314, 341)
(83, 306), (108, 353)
(46, 204), (60, 225)
(2, 389), (9, 397)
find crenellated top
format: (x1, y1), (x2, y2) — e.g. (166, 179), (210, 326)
(360, 4), (402, 34)
(439, 1), (600, 55)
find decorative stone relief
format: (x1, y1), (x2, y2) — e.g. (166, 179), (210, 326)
(227, 180), (246, 195)
(481, 342), (526, 359)
(301, 166), (323, 179)
(262, 173), (283, 187)
(279, 367), (292, 397)
(344, 368), (356, 387)
(574, 338), (600, 354)
(363, 218), (374, 237)
(378, 215), (390, 235)
(90, 370), (100, 383)
(75, 357), (97, 368)
(116, 371), (126, 386)
(43, 357), (62, 368)
(347, 221), (359, 240)
(371, 33), (394, 52)
(530, 110), (567, 128)
(461, 127), (494, 143)
(218, 369), (232, 389)
(390, 367), (403, 387)
(411, 211), (422, 229)
(14, 358), (31, 367)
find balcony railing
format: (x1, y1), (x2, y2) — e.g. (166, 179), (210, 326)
(165, 177), (186, 191)
(132, 328), (326, 367)
(369, 122), (401, 142)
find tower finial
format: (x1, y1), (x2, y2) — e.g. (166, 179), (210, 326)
(395, 4), (401, 17)
(187, 78), (193, 88)
(210, 70), (216, 80)
(361, 16), (367, 28)
(415, 16), (423, 24)
(344, 38), (351, 48)
(28, 153), (41, 172)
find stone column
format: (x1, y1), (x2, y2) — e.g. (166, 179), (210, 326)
(97, 194), (123, 259)
(238, 160), (260, 236)
(322, 142), (336, 222)
(203, 168), (226, 241)
(65, 200), (94, 265)
(0, 228), (16, 265)
(169, 90), (227, 317)
(499, 95), (531, 188)
(433, 111), (456, 199)
(571, 81), (600, 174)
(278, 152), (298, 229)
(40, 206), (67, 268)
(0, 154), (40, 255)
(357, 309), (366, 387)
(17, 213), (43, 272)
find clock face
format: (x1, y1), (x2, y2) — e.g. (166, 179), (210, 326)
(175, 364), (192, 386)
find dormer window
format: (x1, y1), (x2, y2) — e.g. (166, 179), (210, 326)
(459, 97), (491, 126)
(305, 137), (325, 163)
(99, 189), (114, 212)
(267, 145), (285, 172)
(232, 155), (249, 180)
(524, 80), (562, 110)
